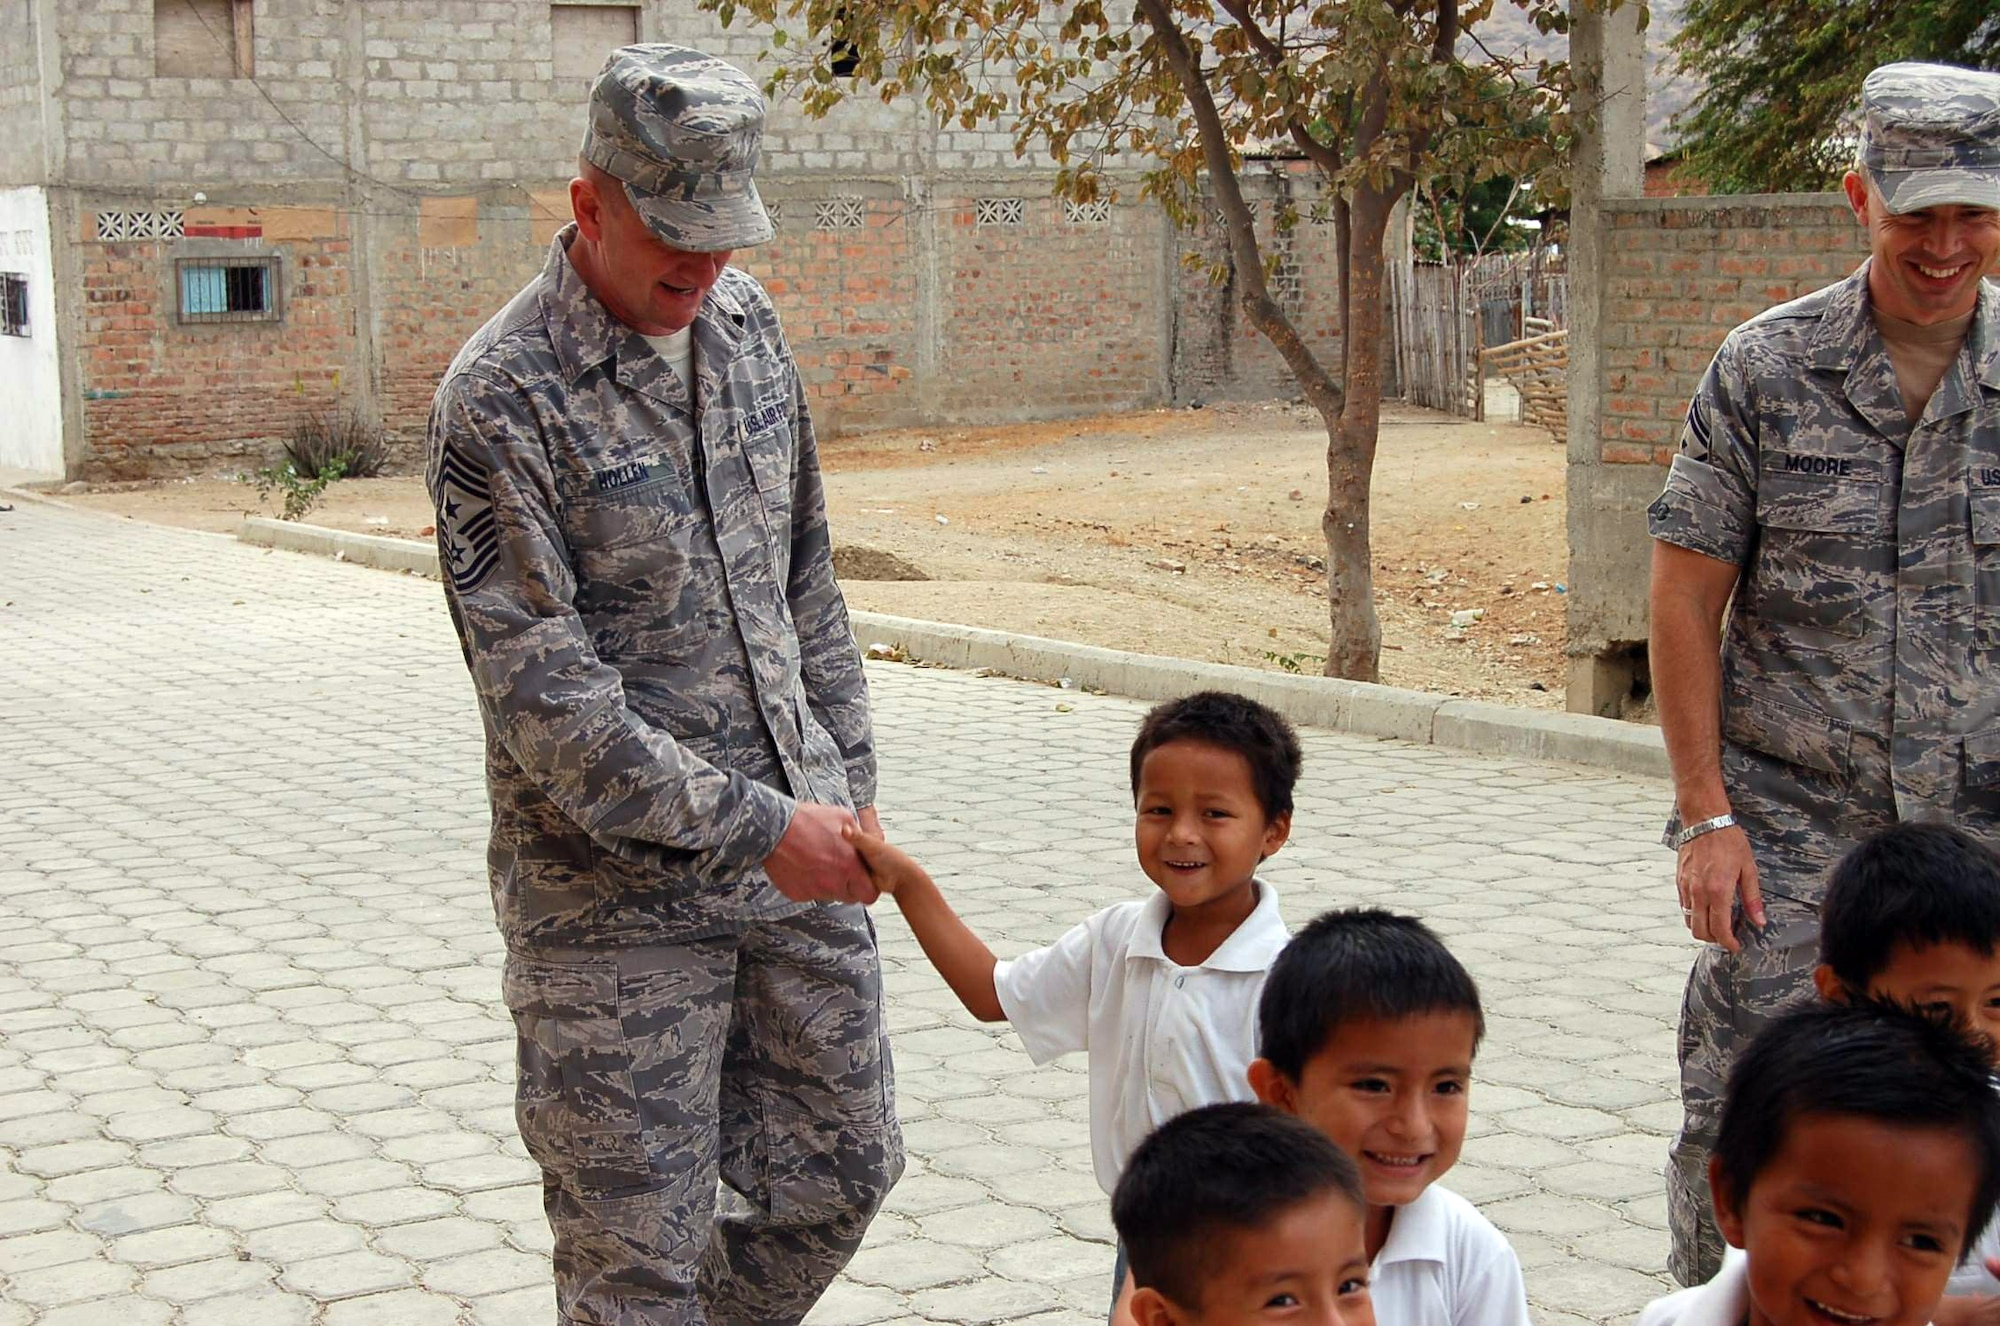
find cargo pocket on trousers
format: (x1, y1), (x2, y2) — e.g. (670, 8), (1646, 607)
(1721, 689), (1852, 779)
(504, 954), (655, 1199)
(761, 1101), (901, 1228)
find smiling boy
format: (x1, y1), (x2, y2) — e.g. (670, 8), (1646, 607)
(1638, 1000), (2000, 1326)
(845, 692), (1303, 1315)
(1248, 909), (1528, 1326)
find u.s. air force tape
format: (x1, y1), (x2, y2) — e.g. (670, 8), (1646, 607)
(437, 444), (500, 594)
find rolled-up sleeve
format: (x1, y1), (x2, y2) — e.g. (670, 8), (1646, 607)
(782, 367), (878, 808)
(1648, 341), (1759, 568)
(429, 372), (794, 881)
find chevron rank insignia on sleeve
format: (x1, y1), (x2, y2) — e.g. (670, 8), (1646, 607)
(437, 444), (500, 595)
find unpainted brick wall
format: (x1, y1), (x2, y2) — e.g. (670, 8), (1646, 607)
(76, 229), (357, 480)
(1597, 198), (1868, 466)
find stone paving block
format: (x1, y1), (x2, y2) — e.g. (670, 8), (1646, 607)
(467, 1285), (559, 1325)
(37, 1297), (175, 1326)
(281, 1248), (418, 1299)
(241, 1217), (372, 1263)
(323, 1288), (467, 1326)
(912, 1277), (1062, 1323)
(843, 1238), (984, 1292)
(0, 1228), (104, 1274)
(373, 1214), (504, 1261)
(421, 1244), (549, 1295)
(8, 1254), (140, 1305)
(802, 1280), (910, 1326)
(177, 1289), (317, 1325)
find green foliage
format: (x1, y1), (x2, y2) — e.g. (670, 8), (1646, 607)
(1671, 0), (2000, 193)
(246, 457), (346, 522)
(1414, 174), (1542, 261)
(1263, 649), (1328, 674)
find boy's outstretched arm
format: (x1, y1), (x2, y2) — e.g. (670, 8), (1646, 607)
(845, 825), (1005, 1023)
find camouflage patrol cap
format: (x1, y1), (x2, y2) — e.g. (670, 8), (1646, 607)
(581, 44), (774, 252)
(1859, 62), (2000, 214)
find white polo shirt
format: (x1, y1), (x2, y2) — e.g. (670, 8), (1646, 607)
(994, 881), (1288, 1194)
(1367, 1184), (1531, 1326)
(1637, 1249), (1749, 1326)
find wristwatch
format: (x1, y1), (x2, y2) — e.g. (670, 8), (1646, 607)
(1668, 812), (1737, 850)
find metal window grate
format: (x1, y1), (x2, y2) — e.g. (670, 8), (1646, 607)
(177, 256), (280, 324)
(813, 198), (864, 230)
(975, 198), (1024, 226)
(0, 273), (26, 337)
(1062, 199), (1110, 225)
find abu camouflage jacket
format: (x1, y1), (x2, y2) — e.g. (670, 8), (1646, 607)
(428, 226), (875, 951)
(1650, 264), (2000, 892)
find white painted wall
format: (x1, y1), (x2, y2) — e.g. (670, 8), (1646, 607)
(0, 186), (63, 478)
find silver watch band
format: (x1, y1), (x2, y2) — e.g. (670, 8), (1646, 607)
(1669, 812), (1737, 850)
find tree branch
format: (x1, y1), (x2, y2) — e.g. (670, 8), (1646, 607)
(1131, 0), (1345, 420)
(1432, 0), (1460, 65)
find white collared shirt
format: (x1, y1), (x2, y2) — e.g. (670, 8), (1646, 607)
(1638, 1249), (1750, 1326)
(1368, 1184), (1531, 1326)
(994, 881), (1288, 1194)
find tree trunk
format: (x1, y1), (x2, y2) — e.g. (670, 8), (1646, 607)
(1323, 187), (1397, 682)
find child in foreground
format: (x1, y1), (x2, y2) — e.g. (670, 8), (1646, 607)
(1638, 999), (2000, 1326)
(844, 692), (1301, 1307)
(1247, 908), (1529, 1326)
(1112, 1102), (1375, 1325)
(1814, 822), (2000, 1320)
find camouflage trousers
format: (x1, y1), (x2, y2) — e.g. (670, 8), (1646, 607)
(1665, 892), (1820, 1285)
(504, 904), (904, 1325)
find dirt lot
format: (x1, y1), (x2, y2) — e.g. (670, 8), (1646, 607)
(54, 402), (1569, 706)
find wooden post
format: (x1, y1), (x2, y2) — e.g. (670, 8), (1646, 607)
(1473, 306), (1485, 423)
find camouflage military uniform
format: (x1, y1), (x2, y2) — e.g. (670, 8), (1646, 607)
(428, 45), (901, 1325)
(1649, 261), (2000, 1283)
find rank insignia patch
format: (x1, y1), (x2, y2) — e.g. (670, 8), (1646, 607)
(437, 445), (500, 594)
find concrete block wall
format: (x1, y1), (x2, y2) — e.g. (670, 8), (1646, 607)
(0, 3), (47, 186)
(1173, 173), (1346, 404)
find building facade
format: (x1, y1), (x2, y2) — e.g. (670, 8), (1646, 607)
(0, 0), (1350, 481)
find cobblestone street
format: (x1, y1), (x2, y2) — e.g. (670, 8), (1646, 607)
(0, 500), (1691, 1325)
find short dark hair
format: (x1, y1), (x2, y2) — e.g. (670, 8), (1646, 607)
(1112, 1102), (1365, 1310)
(1820, 822), (2000, 991)
(1713, 999), (2000, 1246)
(1257, 908), (1485, 1080)
(1128, 691), (1303, 821)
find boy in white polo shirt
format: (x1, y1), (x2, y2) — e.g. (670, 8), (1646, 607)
(1638, 1000), (2000, 1326)
(1249, 909), (1528, 1326)
(844, 691), (1300, 1315)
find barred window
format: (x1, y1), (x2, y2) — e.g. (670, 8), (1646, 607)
(177, 256), (280, 324)
(1, 273), (26, 337)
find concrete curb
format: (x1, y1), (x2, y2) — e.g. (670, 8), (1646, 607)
(240, 516), (443, 576)
(229, 517), (1667, 779)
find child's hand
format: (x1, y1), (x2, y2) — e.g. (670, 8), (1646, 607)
(842, 822), (927, 898)
(1935, 1295), (2000, 1326)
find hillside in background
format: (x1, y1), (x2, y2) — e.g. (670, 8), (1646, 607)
(1470, 0), (1695, 149)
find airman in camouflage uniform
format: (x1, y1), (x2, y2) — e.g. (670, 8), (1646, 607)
(1648, 62), (2000, 1285)
(427, 45), (902, 1324)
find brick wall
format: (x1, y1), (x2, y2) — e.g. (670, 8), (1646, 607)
(75, 216), (357, 480)
(1597, 197), (1868, 467)
(0, 3), (44, 186)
